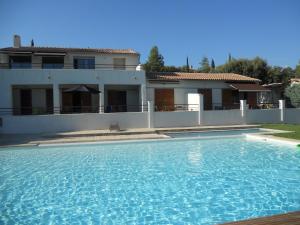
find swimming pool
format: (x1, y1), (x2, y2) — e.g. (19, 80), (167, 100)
(0, 137), (299, 224)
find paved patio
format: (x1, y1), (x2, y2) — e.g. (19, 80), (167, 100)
(0, 125), (260, 147)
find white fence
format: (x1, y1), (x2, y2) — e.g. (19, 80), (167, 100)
(153, 111), (198, 128)
(0, 112), (148, 134)
(0, 99), (299, 134)
(202, 110), (244, 125)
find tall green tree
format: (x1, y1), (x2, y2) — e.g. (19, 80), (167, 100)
(228, 53), (232, 62)
(211, 59), (215, 71)
(186, 57), (190, 72)
(295, 60), (300, 77)
(199, 57), (210, 72)
(143, 46), (164, 72)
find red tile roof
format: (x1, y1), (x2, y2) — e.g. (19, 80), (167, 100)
(0, 46), (139, 55)
(147, 72), (260, 82)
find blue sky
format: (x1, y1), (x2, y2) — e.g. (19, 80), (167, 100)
(0, 0), (299, 68)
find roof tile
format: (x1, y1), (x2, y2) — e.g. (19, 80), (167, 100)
(147, 72), (260, 82)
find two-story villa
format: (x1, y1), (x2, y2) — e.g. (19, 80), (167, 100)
(0, 35), (146, 116)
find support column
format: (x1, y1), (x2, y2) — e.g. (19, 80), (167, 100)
(53, 83), (60, 114)
(279, 100), (285, 122)
(98, 84), (104, 113)
(140, 84), (146, 112)
(198, 94), (204, 125)
(240, 100), (248, 123)
(147, 101), (154, 128)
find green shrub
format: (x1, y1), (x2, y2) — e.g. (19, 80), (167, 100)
(285, 84), (300, 108)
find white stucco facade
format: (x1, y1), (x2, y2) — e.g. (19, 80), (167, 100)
(146, 80), (229, 107)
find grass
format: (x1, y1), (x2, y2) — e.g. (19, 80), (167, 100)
(261, 124), (300, 140)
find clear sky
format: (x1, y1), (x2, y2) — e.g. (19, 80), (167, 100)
(0, 0), (299, 68)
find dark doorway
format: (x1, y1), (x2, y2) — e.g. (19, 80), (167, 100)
(20, 89), (32, 115)
(198, 89), (212, 110)
(107, 90), (127, 112)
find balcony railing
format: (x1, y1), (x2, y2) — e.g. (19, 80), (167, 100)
(0, 62), (139, 70)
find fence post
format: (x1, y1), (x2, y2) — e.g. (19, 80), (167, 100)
(240, 100), (247, 122)
(279, 100), (285, 122)
(98, 84), (104, 113)
(147, 101), (154, 128)
(198, 94), (204, 125)
(53, 83), (60, 114)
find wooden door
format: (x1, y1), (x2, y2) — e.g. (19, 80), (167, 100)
(222, 89), (233, 108)
(247, 92), (257, 109)
(20, 89), (32, 115)
(198, 89), (212, 110)
(155, 89), (174, 111)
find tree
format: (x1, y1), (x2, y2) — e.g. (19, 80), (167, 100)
(216, 57), (269, 83)
(199, 57), (210, 72)
(186, 57), (190, 72)
(295, 60), (300, 77)
(211, 59), (215, 71)
(143, 46), (164, 72)
(285, 84), (300, 107)
(228, 53), (232, 62)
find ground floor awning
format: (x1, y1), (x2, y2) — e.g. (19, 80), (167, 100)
(229, 83), (270, 92)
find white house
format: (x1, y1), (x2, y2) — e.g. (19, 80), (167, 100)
(0, 35), (146, 116)
(146, 72), (269, 110)
(0, 35), (281, 134)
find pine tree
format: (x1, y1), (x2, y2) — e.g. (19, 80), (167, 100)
(186, 57), (190, 72)
(143, 46), (164, 72)
(211, 59), (215, 70)
(199, 57), (210, 72)
(228, 53), (232, 62)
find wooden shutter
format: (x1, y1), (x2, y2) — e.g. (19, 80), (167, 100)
(155, 89), (174, 111)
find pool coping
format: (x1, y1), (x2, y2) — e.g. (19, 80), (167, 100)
(1, 125), (299, 148)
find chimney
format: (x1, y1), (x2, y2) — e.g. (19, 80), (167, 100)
(13, 35), (21, 48)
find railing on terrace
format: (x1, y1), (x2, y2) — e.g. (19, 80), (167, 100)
(0, 105), (149, 115)
(0, 63), (139, 70)
(155, 104), (199, 111)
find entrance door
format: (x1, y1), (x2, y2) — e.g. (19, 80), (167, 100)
(198, 89), (212, 110)
(20, 89), (32, 115)
(107, 90), (127, 112)
(155, 89), (174, 111)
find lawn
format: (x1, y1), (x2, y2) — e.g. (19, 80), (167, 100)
(262, 124), (300, 140)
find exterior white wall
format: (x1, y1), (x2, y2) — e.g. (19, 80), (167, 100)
(285, 109), (300, 124)
(153, 111), (199, 128)
(0, 112), (148, 134)
(0, 69), (146, 109)
(146, 80), (229, 105)
(202, 110), (244, 125)
(246, 109), (281, 124)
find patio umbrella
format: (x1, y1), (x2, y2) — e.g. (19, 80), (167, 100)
(63, 85), (101, 94)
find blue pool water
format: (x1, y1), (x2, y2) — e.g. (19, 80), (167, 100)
(0, 138), (300, 224)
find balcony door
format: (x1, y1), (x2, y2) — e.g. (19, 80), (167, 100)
(20, 89), (32, 115)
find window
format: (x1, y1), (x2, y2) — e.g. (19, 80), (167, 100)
(9, 56), (31, 69)
(113, 58), (126, 70)
(42, 56), (64, 69)
(73, 57), (95, 69)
